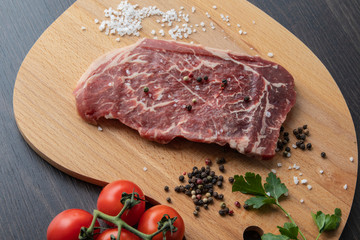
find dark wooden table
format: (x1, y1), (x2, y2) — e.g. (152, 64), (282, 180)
(1, 0), (359, 239)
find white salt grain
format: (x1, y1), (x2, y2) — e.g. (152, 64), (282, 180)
(271, 169), (277, 174)
(293, 176), (299, 185)
(299, 173), (303, 176)
(267, 52), (274, 58)
(344, 184), (348, 190)
(300, 179), (308, 184)
(300, 199), (304, 203)
(292, 144), (297, 149)
(277, 163), (282, 167)
(81, 26), (86, 31)
(307, 185), (312, 190)
(319, 170), (324, 174)
(350, 156), (354, 162)
(213, 5), (217, 9)
(239, 30), (243, 35)
(151, 29), (156, 35)
(143, 167), (148, 172)
(97, 126), (103, 131)
(191, 7), (196, 13)
(94, 19), (99, 24)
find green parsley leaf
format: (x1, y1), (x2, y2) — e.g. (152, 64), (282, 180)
(264, 172), (288, 201)
(312, 211), (325, 232)
(312, 208), (341, 233)
(277, 222), (299, 239)
(232, 172), (266, 196)
(261, 233), (289, 240)
(245, 196), (276, 209)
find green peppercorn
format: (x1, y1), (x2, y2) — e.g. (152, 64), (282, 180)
(183, 76), (189, 81)
(220, 202), (226, 209)
(186, 105), (192, 111)
(143, 86), (149, 92)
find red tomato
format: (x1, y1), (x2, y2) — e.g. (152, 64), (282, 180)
(97, 228), (140, 240)
(47, 209), (99, 240)
(137, 205), (185, 240)
(97, 180), (145, 226)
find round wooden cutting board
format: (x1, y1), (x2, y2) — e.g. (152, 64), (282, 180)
(13, 0), (357, 239)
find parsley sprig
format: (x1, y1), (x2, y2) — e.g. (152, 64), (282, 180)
(232, 172), (342, 240)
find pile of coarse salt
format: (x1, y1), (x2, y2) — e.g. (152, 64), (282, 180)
(96, 0), (195, 40)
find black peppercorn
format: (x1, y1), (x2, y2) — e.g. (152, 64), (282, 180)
(166, 197), (171, 203)
(213, 192), (219, 199)
(306, 143), (312, 150)
(293, 129), (298, 135)
(297, 127), (303, 134)
(195, 206), (200, 211)
(321, 152), (326, 158)
(197, 77), (202, 82)
(228, 177), (234, 183)
(204, 76), (208, 81)
(243, 204), (250, 210)
(216, 157), (226, 164)
(218, 175), (224, 182)
(283, 132), (289, 137)
(186, 105), (192, 111)
(219, 209), (226, 216)
(164, 186), (169, 192)
(218, 194), (224, 200)
(217, 181), (223, 187)
(179, 175), (184, 182)
(285, 147), (291, 152)
(280, 126), (284, 132)
(222, 79), (227, 84)
(300, 143), (305, 150)
(174, 186), (180, 192)
(244, 96), (250, 102)
(219, 164), (225, 172)
(303, 124), (308, 129)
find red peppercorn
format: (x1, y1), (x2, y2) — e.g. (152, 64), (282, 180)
(197, 179), (203, 184)
(235, 201), (241, 208)
(188, 73), (193, 78)
(183, 171), (187, 175)
(228, 210), (234, 215)
(205, 159), (212, 165)
(196, 194), (202, 200)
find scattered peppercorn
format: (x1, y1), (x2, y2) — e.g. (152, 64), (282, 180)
(280, 126), (284, 132)
(300, 143), (306, 150)
(298, 127), (303, 134)
(175, 186), (180, 192)
(164, 186), (169, 192)
(193, 210), (199, 216)
(293, 129), (298, 135)
(303, 124), (308, 129)
(217, 181), (223, 187)
(205, 159), (212, 165)
(219, 164), (225, 172)
(243, 204), (250, 210)
(195, 206), (200, 211)
(306, 143), (312, 150)
(285, 147), (291, 152)
(244, 96), (250, 102)
(204, 204), (209, 210)
(299, 134), (306, 140)
(321, 152), (326, 158)
(166, 197), (172, 203)
(218, 209), (226, 216)
(143, 86), (149, 92)
(228, 177), (234, 184)
(204, 76), (208, 81)
(228, 210), (234, 216)
(197, 77), (202, 82)
(179, 175), (184, 182)
(304, 130), (310, 136)
(218, 194), (224, 200)
(235, 201), (241, 208)
(183, 76), (189, 81)
(283, 151), (288, 157)
(220, 202), (226, 209)
(186, 105), (192, 111)
(216, 157), (226, 164)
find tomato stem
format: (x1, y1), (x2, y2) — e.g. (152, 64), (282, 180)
(82, 192), (178, 240)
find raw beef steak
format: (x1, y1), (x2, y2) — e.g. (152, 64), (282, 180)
(74, 38), (296, 159)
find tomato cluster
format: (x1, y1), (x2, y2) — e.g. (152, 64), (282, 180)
(47, 180), (185, 240)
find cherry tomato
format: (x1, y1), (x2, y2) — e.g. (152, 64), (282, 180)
(97, 180), (145, 226)
(137, 205), (185, 240)
(97, 228), (140, 240)
(47, 209), (99, 240)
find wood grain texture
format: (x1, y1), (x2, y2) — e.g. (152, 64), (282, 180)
(11, 0), (358, 239)
(1, 0), (359, 239)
